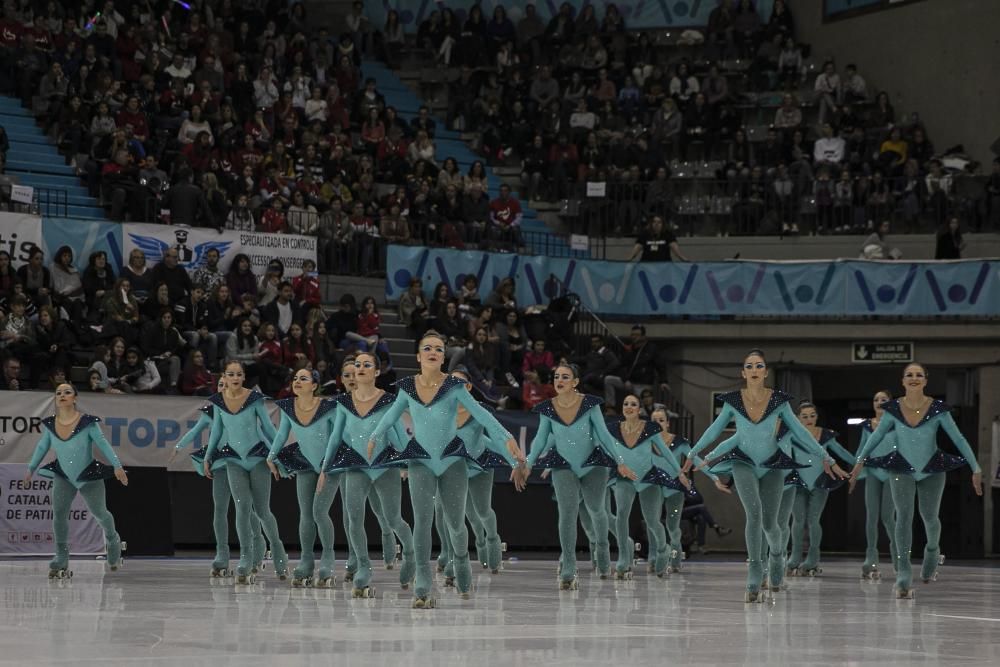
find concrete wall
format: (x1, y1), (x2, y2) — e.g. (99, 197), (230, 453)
(793, 0), (1000, 166)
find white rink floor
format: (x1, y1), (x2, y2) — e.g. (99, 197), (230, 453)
(1, 556), (999, 666)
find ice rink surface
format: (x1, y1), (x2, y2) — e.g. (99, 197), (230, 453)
(2, 556), (999, 666)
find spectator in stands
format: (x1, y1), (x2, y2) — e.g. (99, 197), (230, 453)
(497, 310), (527, 386)
(842, 63), (868, 104)
(603, 324), (670, 407)
(150, 245), (192, 304)
(261, 281), (302, 338)
(813, 123), (845, 170)
(935, 216), (965, 260)
(3, 356), (23, 391)
(488, 184), (524, 250)
(101, 277), (140, 346)
(575, 334), (620, 396)
(522, 367), (556, 410)
(466, 328), (502, 403)
(522, 338), (555, 377)
(861, 220), (901, 259)
(292, 260), (321, 310)
(165, 168), (214, 228)
(142, 281), (174, 323)
(141, 309), (185, 393)
(774, 93), (802, 132)
(256, 322), (289, 395)
(879, 126), (908, 174)
(282, 322), (315, 367)
(629, 216), (689, 262)
(651, 98), (682, 159)
(179, 284), (216, 370)
(191, 248), (225, 294)
(733, 0), (761, 57)
(1, 292), (35, 365)
(398, 277), (428, 338)
(702, 64), (729, 107)
(81, 251), (115, 321)
(180, 350), (214, 396)
(707, 0), (736, 60)
(49, 246), (85, 323)
(814, 60), (840, 126)
(0, 253), (14, 306)
(16, 245), (51, 307)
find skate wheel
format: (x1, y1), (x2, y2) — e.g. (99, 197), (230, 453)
(491, 568), (499, 575)
(121, 541), (127, 552)
(352, 586), (375, 598)
(444, 577), (455, 587)
(396, 544), (402, 555)
(501, 542), (508, 553)
(386, 561), (395, 570)
(895, 588), (914, 599)
(938, 554), (946, 565)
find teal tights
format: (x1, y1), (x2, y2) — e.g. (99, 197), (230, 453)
(409, 462), (470, 597)
(225, 462), (288, 576)
(552, 468), (611, 580)
(51, 477), (120, 569)
(345, 481), (397, 573)
(343, 471), (415, 588)
(579, 487), (619, 563)
(788, 488), (829, 570)
(435, 474), (502, 576)
(663, 493), (684, 570)
(863, 477), (897, 569)
(732, 465), (786, 592)
(889, 473), (946, 590)
(613, 485), (667, 574)
(209, 473), (265, 570)
(292, 471), (339, 579)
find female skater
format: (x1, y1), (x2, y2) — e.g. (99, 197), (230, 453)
(851, 390), (898, 580)
(170, 377), (267, 577)
(368, 330), (520, 608)
(512, 364), (638, 590)
(24, 384), (128, 578)
(265, 369), (339, 587)
(608, 395), (689, 579)
(339, 356), (398, 578)
(435, 368), (520, 580)
(851, 363), (982, 598)
(783, 401), (854, 577)
(203, 360), (288, 584)
(321, 352), (415, 598)
(650, 408), (731, 572)
(686, 350), (847, 602)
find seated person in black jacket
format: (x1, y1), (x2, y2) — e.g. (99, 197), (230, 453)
(140, 309), (187, 393)
(261, 281), (303, 337)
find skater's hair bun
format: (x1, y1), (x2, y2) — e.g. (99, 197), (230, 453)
(744, 349), (767, 364)
(451, 365), (470, 378)
(797, 400), (816, 413)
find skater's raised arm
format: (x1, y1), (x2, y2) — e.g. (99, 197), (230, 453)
(454, 388), (517, 458)
(777, 402), (834, 464)
(824, 435), (855, 466)
(323, 409), (347, 469)
(654, 433), (684, 477)
(267, 411), (293, 462)
(938, 412), (982, 473)
(689, 403), (736, 458)
(524, 416), (553, 469)
(173, 412), (212, 452)
(854, 411), (896, 463)
(88, 420), (123, 469)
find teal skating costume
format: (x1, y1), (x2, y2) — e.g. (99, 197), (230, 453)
(781, 426), (853, 574)
(524, 395), (625, 584)
(28, 415), (124, 573)
(174, 403), (266, 575)
(370, 376), (513, 603)
(435, 408), (519, 579)
(664, 434), (718, 572)
(325, 391), (415, 593)
(690, 390), (834, 598)
(266, 397), (339, 585)
(204, 389), (288, 580)
(606, 420), (684, 577)
(854, 399), (981, 593)
(857, 418), (898, 577)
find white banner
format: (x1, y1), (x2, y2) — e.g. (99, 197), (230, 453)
(10, 184), (34, 205)
(0, 463), (104, 556)
(0, 212), (43, 270)
(0, 391), (283, 473)
(122, 223), (317, 277)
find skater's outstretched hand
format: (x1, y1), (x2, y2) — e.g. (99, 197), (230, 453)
(972, 471), (983, 496)
(511, 465), (528, 492)
(204, 460), (213, 479)
(316, 471), (327, 494)
(505, 438), (524, 465)
(114, 467), (128, 486)
(824, 460), (849, 480)
(848, 462), (864, 483)
(617, 464), (638, 481)
(367, 440), (376, 460)
(713, 478), (732, 494)
(168, 448), (178, 464)
(540, 469), (551, 479)
(266, 459), (280, 480)
(21, 470), (31, 485)
(681, 457), (694, 474)
(848, 476), (857, 494)
(678, 473), (692, 490)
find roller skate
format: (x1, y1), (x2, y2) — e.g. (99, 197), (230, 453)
(744, 559), (768, 603)
(412, 595), (436, 609)
(315, 556), (337, 588)
(489, 542), (507, 574)
(271, 548), (289, 581)
(895, 586), (915, 599)
(744, 586), (766, 603)
(211, 546), (232, 578)
(352, 585), (376, 598)
(921, 552), (944, 583)
(399, 550), (415, 590)
(614, 568), (633, 581)
(250, 534), (267, 573)
(106, 537), (124, 572)
(786, 564), (802, 577)
(443, 576), (456, 587)
(48, 543), (72, 580)
(804, 567), (823, 577)
(632, 541), (641, 567)
(290, 561), (314, 588)
(385, 542), (401, 570)
(861, 563), (881, 581)
(234, 561), (257, 585)
(559, 576), (579, 591)
(668, 549), (683, 574)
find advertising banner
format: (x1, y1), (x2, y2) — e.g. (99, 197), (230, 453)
(0, 212), (43, 270)
(122, 223), (317, 277)
(0, 463), (104, 556)
(386, 245), (1000, 318)
(41, 218), (124, 271)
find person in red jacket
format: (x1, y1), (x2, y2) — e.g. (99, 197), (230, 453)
(255, 322), (289, 395)
(282, 322), (315, 366)
(521, 338), (555, 375)
(181, 131), (218, 174)
(179, 350), (215, 395)
(116, 96), (149, 142)
(522, 368), (557, 409)
(291, 259), (321, 308)
(260, 197), (288, 233)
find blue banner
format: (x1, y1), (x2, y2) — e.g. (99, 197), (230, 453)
(386, 245), (1000, 318)
(41, 218), (124, 271)
(824, 0), (923, 21)
(369, 0), (774, 33)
